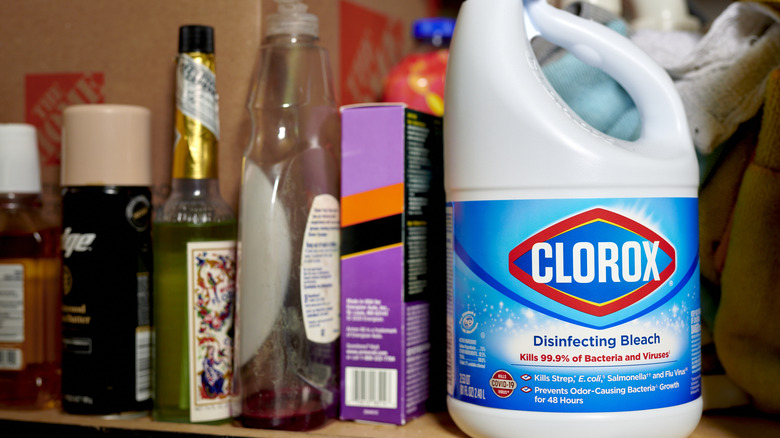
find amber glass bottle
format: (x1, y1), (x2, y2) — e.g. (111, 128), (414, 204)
(0, 124), (61, 409)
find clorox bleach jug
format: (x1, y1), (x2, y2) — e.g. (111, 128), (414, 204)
(444, 1), (702, 437)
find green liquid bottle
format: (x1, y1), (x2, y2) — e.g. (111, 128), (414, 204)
(152, 25), (237, 424)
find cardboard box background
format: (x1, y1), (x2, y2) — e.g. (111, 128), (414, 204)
(0, 0), (433, 218)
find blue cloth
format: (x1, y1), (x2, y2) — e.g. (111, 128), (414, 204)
(541, 20), (641, 141)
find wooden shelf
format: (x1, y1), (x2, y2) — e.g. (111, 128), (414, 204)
(1, 407), (779, 437)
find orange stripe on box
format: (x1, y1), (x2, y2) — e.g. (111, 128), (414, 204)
(341, 182), (404, 227)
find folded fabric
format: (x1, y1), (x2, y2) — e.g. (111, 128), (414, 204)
(687, 1), (780, 414)
(666, 2), (780, 153)
(537, 2), (780, 153)
(697, 116), (758, 411)
(630, 28), (700, 71)
(714, 68), (780, 414)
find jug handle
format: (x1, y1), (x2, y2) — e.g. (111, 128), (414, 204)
(523, 0), (690, 149)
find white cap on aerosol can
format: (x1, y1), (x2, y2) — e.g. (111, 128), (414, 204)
(61, 104), (152, 187)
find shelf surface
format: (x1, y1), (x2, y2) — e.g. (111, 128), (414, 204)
(1, 407), (779, 437)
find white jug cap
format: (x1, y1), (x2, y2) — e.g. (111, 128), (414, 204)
(0, 123), (41, 194)
(560, 0), (622, 16)
(61, 104), (152, 187)
(631, 0), (701, 32)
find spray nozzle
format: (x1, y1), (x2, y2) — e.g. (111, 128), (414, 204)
(277, 0), (307, 15)
(266, 0), (319, 38)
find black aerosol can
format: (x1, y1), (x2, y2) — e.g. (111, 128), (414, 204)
(60, 104), (153, 416)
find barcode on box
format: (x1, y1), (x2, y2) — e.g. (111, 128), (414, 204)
(345, 366), (398, 409)
(136, 327), (151, 401)
(0, 348), (23, 370)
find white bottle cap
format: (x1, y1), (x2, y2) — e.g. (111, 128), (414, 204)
(265, 0), (318, 38)
(61, 104), (152, 187)
(560, 0), (622, 16)
(0, 123), (41, 194)
(631, 0), (701, 32)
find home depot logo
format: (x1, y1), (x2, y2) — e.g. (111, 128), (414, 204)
(508, 208), (675, 317)
(25, 72), (105, 166)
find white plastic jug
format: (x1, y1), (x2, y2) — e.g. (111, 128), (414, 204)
(444, 0), (702, 437)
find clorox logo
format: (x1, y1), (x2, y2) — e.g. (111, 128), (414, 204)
(508, 208), (675, 317)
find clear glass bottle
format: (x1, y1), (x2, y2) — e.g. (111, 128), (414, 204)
(0, 124), (61, 409)
(237, 0), (341, 431)
(153, 25), (237, 424)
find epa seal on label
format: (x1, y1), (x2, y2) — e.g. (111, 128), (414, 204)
(460, 311), (477, 334)
(490, 370), (516, 398)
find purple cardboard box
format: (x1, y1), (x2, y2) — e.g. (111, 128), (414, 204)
(340, 104), (444, 424)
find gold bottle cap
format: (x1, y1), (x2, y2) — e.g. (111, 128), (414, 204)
(61, 104), (152, 187)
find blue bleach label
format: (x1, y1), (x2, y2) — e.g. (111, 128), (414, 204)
(446, 197), (701, 412)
